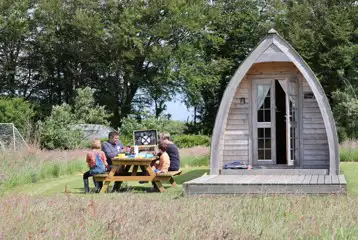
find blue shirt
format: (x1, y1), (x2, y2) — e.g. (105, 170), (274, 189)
(102, 140), (124, 165)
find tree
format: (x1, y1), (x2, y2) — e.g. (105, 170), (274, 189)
(0, 97), (35, 135)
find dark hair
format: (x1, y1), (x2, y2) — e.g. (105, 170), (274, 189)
(158, 142), (167, 152)
(108, 131), (119, 139)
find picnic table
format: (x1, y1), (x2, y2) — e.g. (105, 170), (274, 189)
(94, 156), (166, 193)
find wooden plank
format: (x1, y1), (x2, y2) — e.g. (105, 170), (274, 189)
(331, 175), (339, 184)
(303, 134), (327, 140)
(226, 119), (248, 125)
(338, 175), (347, 184)
(324, 175), (332, 184)
(227, 114), (248, 120)
(303, 123), (326, 129)
(302, 175), (312, 184)
(222, 140), (249, 145)
(225, 124), (250, 130)
(303, 112), (323, 118)
(303, 108), (321, 113)
(310, 175), (318, 184)
(317, 175), (325, 184)
(223, 155), (249, 161)
(223, 145), (249, 151)
(224, 130), (249, 135)
(303, 150), (329, 156)
(223, 150), (249, 156)
(303, 140), (328, 145)
(224, 135), (249, 141)
(229, 109), (249, 114)
(303, 118), (324, 124)
(296, 175), (306, 184)
(303, 161), (329, 166)
(303, 129), (327, 134)
(303, 144), (329, 150)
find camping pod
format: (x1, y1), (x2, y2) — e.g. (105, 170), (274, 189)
(210, 29), (339, 175)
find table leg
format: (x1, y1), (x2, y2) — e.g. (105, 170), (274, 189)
(131, 166), (138, 176)
(153, 181), (165, 192)
(145, 165), (165, 192)
(100, 166), (117, 193)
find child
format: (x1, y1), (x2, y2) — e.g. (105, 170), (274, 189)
(152, 143), (170, 174)
(83, 139), (108, 193)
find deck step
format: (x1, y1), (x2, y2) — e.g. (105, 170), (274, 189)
(184, 174), (346, 195)
(222, 169), (328, 175)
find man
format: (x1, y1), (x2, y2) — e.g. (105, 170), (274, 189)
(159, 133), (180, 171)
(102, 131), (125, 166)
(102, 131), (125, 192)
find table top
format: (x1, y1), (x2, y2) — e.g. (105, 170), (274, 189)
(111, 157), (158, 165)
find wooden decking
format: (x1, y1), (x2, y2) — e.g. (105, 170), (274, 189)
(184, 174), (347, 196)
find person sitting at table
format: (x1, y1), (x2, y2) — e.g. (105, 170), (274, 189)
(152, 143), (170, 174)
(102, 131), (126, 192)
(159, 133), (180, 171)
(83, 139), (108, 193)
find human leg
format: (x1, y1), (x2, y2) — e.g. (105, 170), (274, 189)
(83, 171), (92, 193)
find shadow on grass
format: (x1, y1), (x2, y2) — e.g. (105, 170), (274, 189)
(174, 168), (209, 184)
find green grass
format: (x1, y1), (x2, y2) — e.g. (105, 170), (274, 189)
(340, 147), (358, 162)
(0, 150), (87, 195)
(340, 162), (358, 194)
(2, 156), (358, 239)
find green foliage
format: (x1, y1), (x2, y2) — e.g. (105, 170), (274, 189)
(39, 88), (110, 149)
(73, 87), (111, 125)
(332, 89), (358, 141)
(39, 104), (83, 149)
(174, 135), (211, 148)
(0, 97), (35, 135)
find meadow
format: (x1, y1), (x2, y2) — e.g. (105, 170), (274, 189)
(1, 144), (358, 239)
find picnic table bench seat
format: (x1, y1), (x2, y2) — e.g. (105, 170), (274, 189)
(154, 169), (183, 187)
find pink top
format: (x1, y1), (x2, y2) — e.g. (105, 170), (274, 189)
(86, 150), (108, 168)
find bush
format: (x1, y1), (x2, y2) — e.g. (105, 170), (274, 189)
(0, 97), (35, 136)
(39, 88), (111, 149)
(332, 90), (358, 141)
(174, 134), (211, 148)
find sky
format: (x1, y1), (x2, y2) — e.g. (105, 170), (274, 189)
(165, 100), (193, 121)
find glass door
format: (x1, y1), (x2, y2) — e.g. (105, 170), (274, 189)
(277, 78), (299, 166)
(252, 80), (276, 165)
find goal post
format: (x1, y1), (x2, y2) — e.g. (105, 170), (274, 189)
(0, 123), (29, 151)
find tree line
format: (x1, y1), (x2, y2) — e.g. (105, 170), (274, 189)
(0, 0), (357, 140)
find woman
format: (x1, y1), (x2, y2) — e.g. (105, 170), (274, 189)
(83, 139), (108, 193)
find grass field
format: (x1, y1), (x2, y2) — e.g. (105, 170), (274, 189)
(1, 146), (358, 239)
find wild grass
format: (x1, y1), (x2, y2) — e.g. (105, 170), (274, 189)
(1, 194), (358, 239)
(340, 140), (358, 162)
(0, 148), (87, 194)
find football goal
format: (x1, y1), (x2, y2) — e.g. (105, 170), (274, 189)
(0, 123), (29, 151)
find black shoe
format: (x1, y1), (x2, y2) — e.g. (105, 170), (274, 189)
(83, 179), (90, 193)
(111, 182), (122, 193)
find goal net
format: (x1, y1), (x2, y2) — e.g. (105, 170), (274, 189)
(0, 123), (29, 152)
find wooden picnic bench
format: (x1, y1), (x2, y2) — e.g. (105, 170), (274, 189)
(154, 170), (183, 188)
(93, 157), (182, 193)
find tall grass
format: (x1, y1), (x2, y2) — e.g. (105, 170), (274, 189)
(0, 149), (87, 194)
(340, 140), (358, 162)
(1, 194), (358, 239)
